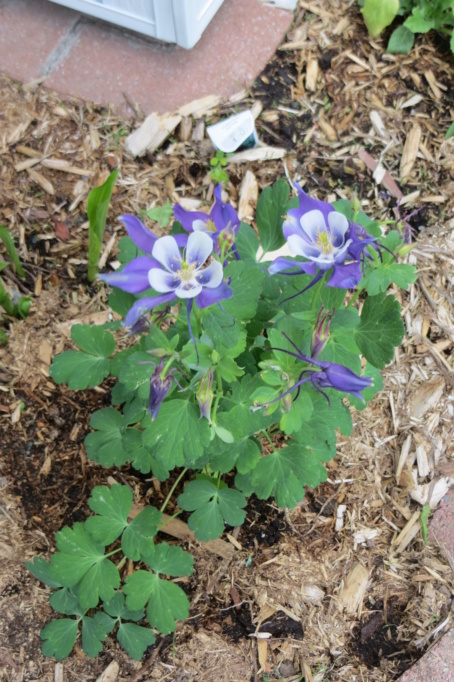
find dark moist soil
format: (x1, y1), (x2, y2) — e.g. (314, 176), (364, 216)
(349, 600), (416, 673)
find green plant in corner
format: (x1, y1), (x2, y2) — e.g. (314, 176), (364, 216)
(359, 0), (454, 55)
(87, 169), (119, 282)
(0, 225), (31, 344)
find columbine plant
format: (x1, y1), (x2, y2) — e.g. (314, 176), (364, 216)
(28, 178), (417, 661)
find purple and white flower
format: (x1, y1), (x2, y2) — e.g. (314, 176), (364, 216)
(100, 228), (232, 329)
(174, 185), (240, 256)
(255, 332), (372, 409)
(268, 184), (381, 298)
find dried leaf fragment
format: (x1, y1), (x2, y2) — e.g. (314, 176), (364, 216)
(338, 563), (369, 614)
(400, 123), (422, 184)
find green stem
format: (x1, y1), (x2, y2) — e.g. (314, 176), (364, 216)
(310, 274), (325, 311)
(105, 547), (123, 558)
(216, 369), (223, 395)
(260, 429), (276, 452)
(0, 326), (7, 346)
(160, 468), (188, 513)
(194, 307), (202, 337)
(161, 356), (175, 377)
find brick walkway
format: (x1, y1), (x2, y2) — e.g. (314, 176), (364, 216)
(0, 0), (293, 115)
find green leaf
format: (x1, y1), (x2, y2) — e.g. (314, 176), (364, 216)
(207, 436), (261, 475)
(222, 261), (265, 321)
(142, 400), (211, 468)
(219, 375), (275, 438)
(50, 523), (120, 609)
(421, 504), (431, 544)
(280, 392), (313, 435)
(50, 588), (83, 616)
(102, 591), (144, 621)
(122, 506), (162, 560)
(363, 233), (417, 295)
(71, 324), (116, 356)
(250, 443), (327, 508)
(404, 8), (435, 33)
(256, 179), (293, 253)
(124, 571), (190, 634)
(142, 199), (173, 228)
(85, 408), (130, 467)
(387, 25), (415, 53)
(87, 169), (119, 281)
(117, 622), (156, 660)
(81, 615), (108, 658)
(0, 225), (25, 277)
(178, 480), (246, 541)
(354, 294), (404, 369)
(361, 0), (399, 36)
(86, 485), (133, 545)
(202, 306), (241, 348)
(446, 122), (454, 139)
(142, 542), (194, 577)
(26, 557), (62, 589)
(235, 221), (259, 262)
(50, 325), (115, 390)
(41, 618), (79, 660)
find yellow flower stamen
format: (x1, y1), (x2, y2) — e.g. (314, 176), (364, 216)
(316, 229), (333, 255)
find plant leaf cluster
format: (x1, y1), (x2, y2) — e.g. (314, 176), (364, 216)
(27, 484), (192, 660)
(33, 179), (415, 662)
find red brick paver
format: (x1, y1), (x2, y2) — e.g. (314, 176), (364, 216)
(398, 628), (454, 682)
(398, 489), (454, 682)
(0, 0), (79, 83)
(0, 0), (293, 114)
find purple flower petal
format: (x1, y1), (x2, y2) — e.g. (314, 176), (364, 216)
(119, 214), (157, 254)
(174, 233), (189, 248)
(152, 236), (182, 272)
(293, 183), (334, 222)
(148, 268), (178, 293)
(173, 204), (211, 234)
(196, 281), (233, 309)
(124, 292), (176, 327)
(99, 257), (157, 294)
(283, 212), (305, 241)
(333, 239), (353, 264)
(195, 260), (223, 288)
(186, 231), (213, 268)
(327, 261), (361, 289)
(268, 257), (317, 276)
(210, 184), (240, 235)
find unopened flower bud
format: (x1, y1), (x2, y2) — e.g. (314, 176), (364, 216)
(148, 360), (172, 421)
(350, 193), (360, 216)
(311, 306), (333, 359)
(197, 369), (214, 423)
(216, 224), (235, 254)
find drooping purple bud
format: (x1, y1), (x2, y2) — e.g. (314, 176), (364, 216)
(148, 360), (172, 421)
(196, 368), (214, 423)
(310, 306), (333, 359)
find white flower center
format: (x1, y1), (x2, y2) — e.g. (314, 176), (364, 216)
(176, 261), (197, 284)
